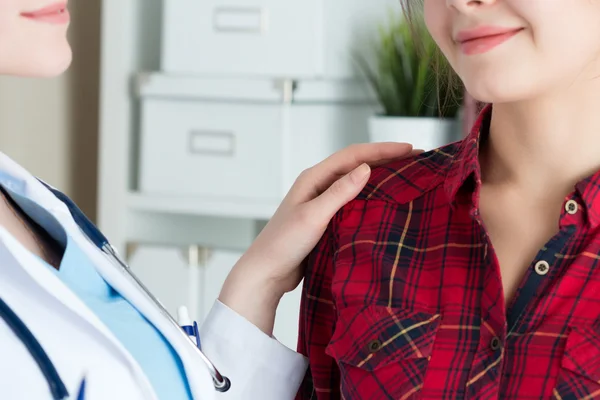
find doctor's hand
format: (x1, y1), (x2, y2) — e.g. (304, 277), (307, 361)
(219, 142), (420, 335)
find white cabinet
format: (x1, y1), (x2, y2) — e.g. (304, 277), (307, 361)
(161, 0), (321, 78)
(138, 74), (377, 200)
(140, 99), (284, 200)
(161, 0), (401, 78)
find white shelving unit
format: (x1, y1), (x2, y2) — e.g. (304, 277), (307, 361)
(97, 0), (395, 349)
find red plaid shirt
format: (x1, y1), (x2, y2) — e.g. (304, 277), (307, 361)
(297, 107), (600, 399)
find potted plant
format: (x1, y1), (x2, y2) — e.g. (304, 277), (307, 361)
(357, 11), (463, 150)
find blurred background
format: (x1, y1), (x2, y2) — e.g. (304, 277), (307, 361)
(0, 0), (472, 349)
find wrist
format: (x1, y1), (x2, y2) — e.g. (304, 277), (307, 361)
(219, 264), (284, 336)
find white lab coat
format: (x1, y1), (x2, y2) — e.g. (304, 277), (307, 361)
(0, 153), (308, 400)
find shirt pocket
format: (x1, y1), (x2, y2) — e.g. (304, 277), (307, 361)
(326, 305), (440, 399)
(554, 326), (600, 399)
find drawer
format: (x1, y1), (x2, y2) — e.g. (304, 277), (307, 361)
(139, 99), (284, 200)
(161, 0), (402, 79)
(161, 0), (321, 77)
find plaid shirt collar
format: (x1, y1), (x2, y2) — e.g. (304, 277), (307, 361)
(443, 104), (600, 228)
(442, 104), (488, 210)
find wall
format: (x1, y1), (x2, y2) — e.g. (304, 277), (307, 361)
(0, 0), (101, 219)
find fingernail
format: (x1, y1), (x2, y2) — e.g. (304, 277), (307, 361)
(349, 163), (370, 184)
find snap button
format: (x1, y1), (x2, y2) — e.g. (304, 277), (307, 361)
(565, 200), (578, 215)
(490, 337), (501, 351)
(367, 339), (382, 353)
(534, 260), (550, 276)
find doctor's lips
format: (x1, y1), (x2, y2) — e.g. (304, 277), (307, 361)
(21, 2), (70, 25)
(455, 26), (523, 55)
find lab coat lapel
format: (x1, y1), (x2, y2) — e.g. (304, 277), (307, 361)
(0, 153), (159, 400)
(0, 227), (159, 400)
(0, 228), (101, 329)
(0, 155), (110, 338)
(0, 155), (117, 344)
(0, 152), (216, 399)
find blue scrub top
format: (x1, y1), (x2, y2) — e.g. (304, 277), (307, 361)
(2, 183), (193, 400)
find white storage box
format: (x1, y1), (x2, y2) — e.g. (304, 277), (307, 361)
(140, 99), (284, 201)
(160, 0), (400, 79)
(137, 74), (377, 201)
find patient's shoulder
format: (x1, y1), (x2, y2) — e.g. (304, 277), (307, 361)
(357, 141), (462, 205)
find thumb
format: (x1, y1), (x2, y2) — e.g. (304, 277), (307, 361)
(306, 163), (371, 221)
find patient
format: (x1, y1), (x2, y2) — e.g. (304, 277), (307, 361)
(297, 0), (600, 399)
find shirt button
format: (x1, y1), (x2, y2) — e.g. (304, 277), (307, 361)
(534, 260), (550, 276)
(490, 337), (502, 351)
(565, 200), (578, 215)
(368, 340), (382, 353)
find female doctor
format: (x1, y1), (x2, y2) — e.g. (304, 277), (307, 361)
(0, 2), (418, 399)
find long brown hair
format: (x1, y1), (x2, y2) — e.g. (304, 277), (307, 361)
(399, 0), (464, 115)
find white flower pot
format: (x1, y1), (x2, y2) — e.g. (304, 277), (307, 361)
(368, 116), (459, 151)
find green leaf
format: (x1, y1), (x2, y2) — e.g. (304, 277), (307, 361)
(354, 10), (463, 118)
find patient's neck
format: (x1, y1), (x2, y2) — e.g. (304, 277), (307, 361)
(481, 84), (600, 200)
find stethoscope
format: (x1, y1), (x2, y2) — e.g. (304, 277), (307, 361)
(0, 182), (230, 399)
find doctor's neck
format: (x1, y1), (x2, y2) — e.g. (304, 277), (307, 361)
(480, 76), (600, 198)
